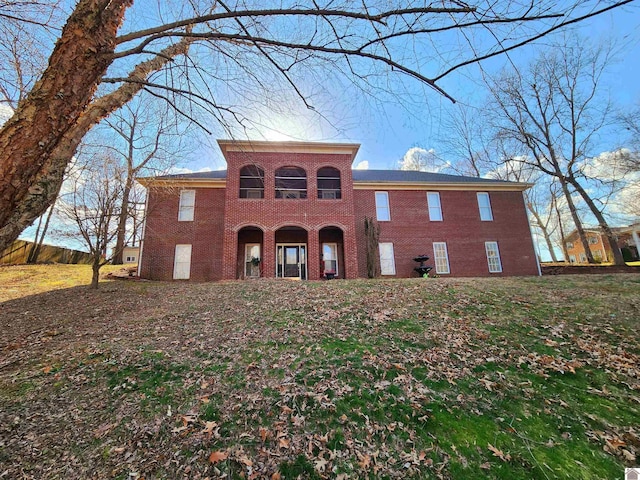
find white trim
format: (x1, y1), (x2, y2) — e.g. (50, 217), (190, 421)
(276, 243), (307, 279)
(477, 192), (493, 221)
(322, 242), (339, 277)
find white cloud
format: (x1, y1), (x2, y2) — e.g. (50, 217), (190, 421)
(0, 104), (14, 126)
(399, 147), (450, 173)
(353, 160), (369, 170)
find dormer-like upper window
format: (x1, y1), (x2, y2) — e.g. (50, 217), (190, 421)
(317, 167), (341, 199)
(275, 166), (307, 199)
(239, 165), (264, 198)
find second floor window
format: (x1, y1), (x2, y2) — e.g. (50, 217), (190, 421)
(317, 167), (341, 199)
(178, 190), (195, 221)
(275, 166), (307, 199)
(239, 165), (264, 198)
(375, 191), (390, 221)
(477, 192), (493, 221)
(427, 192), (443, 221)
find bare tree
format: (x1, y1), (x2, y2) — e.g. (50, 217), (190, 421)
(86, 98), (190, 264)
(55, 155), (124, 289)
(0, 0), (634, 253)
(486, 37), (626, 265)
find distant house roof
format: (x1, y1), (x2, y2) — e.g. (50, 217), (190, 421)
(139, 168), (528, 190)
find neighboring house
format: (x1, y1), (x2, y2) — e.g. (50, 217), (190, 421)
(564, 222), (640, 264)
(137, 140), (540, 281)
(122, 246), (140, 264)
(110, 245), (140, 264)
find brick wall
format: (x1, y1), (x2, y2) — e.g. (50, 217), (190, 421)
(139, 187), (226, 281)
(353, 189), (539, 277)
(221, 150), (359, 280)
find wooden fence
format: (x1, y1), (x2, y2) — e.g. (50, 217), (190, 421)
(0, 239), (93, 265)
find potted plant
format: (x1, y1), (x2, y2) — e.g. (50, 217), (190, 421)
(250, 256), (261, 266)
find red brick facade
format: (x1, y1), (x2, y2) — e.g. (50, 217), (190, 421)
(138, 141), (540, 280)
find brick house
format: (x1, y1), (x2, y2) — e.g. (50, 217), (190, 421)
(137, 140), (540, 280)
(564, 223), (640, 264)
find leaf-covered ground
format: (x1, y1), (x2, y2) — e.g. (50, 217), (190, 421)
(1, 268), (639, 479)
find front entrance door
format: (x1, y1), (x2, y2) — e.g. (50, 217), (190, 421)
(277, 244), (307, 279)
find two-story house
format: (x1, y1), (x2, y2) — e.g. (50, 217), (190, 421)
(137, 140), (540, 280)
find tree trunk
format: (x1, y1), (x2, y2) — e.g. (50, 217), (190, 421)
(559, 179), (595, 264)
(0, 0), (131, 254)
(112, 180), (132, 265)
(90, 259), (101, 289)
(552, 195), (570, 262)
(569, 178), (626, 266)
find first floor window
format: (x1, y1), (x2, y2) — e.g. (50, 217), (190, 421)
(569, 255), (576, 263)
(485, 241), (502, 273)
(322, 243), (338, 276)
(375, 191), (390, 221)
(173, 244), (192, 279)
(579, 252), (587, 263)
(125, 256), (136, 263)
(178, 190), (195, 221)
(432, 242), (450, 274)
(379, 242), (396, 275)
(566, 242), (574, 249)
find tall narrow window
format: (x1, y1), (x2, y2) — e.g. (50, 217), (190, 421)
(433, 242), (450, 274)
(477, 192), (493, 221)
(178, 190), (195, 221)
(322, 243), (338, 276)
(275, 166), (307, 199)
(427, 192), (443, 221)
(239, 165), (264, 198)
(375, 191), (390, 221)
(173, 244), (192, 279)
(485, 241), (502, 273)
(379, 242), (396, 275)
(317, 167), (341, 199)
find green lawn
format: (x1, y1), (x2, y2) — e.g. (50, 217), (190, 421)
(0, 268), (638, 479)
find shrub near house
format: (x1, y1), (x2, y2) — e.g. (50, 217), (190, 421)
(138, 141), (539, 281)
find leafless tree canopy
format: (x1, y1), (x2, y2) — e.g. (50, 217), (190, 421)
(0, 0), (635, 252)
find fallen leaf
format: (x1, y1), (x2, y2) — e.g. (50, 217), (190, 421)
(488, 444), (511, 462)
(209, 450), (228, 464)
(43, 365), (52, 374)
(271, 472), (281, 480)
(202, 421), (218, 439)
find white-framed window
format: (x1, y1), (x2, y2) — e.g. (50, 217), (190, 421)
(378, 242), (396, 275)
(427, 192), (443, 221)
(593, 249), (603, 262)
(588, 236), (599, 245)
(178, 190), (195, 221)
(485, 241), (502, 273)
(245, 244), (261, 278)
(125, 256), (136, 263)
(569, 255), (576, 263)
(579, 252), (587, 263)
(566, 241), (574, 249)
(477, 192), (493, 221)
(432, 242), (450, 274)
(173, 244), (192, 279)
(322, 243), (338, 276)
(375, 191), (390, 221)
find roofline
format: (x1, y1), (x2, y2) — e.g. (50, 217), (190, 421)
(136, 177), (226, 188)
(217, 139), (360, 160)
(353, 180), (533, 191)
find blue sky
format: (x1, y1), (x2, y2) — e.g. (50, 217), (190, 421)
(182, 4), (640, 173)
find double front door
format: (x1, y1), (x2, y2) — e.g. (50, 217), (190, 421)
(276, 244), (306, 279)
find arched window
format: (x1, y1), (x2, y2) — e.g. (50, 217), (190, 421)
(317, 167), (341, 199)
(239, 165), (264, 198)
(275, 166), (307, 199)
